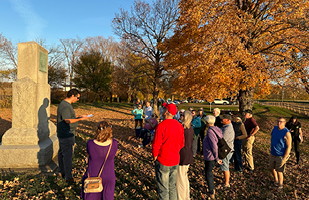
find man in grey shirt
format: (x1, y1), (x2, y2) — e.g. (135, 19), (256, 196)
(220, 114), (235, 188)
(57, 89), (89, 183)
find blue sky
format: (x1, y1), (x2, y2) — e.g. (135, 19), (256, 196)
(0, 0), (152, 45)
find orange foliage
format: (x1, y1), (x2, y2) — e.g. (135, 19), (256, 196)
(164, 0), (309, 102)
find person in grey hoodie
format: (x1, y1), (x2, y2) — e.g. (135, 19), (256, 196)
(203, 115), (223, 199)
(220, 114), (235, 189)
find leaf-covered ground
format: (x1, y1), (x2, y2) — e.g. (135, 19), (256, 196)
(0, 103), (308, 199)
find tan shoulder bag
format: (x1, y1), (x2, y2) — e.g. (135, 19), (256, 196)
(84, 141), (112, 193)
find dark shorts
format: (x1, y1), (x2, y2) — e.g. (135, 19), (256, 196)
(269, 155), (287, 172)
(135, 119), (143, 122)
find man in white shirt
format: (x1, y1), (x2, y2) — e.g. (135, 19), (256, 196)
(145, 101), (153, 120)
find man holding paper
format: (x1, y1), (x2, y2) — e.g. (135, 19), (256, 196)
(57, 89), (90, 183)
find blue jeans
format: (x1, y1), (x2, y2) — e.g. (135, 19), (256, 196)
(233, 139), (243, 171)
(155, 160), (178, 200)
(204, 160), (216, 195)
(141, 129), (154, 147)
(58, 137), (75, 180)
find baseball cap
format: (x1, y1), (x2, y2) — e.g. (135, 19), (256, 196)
(163, 102), (177, 115)
(244, 109), (253, 114)
(198, 107), (204, 111)
(221, 114), (232, 121)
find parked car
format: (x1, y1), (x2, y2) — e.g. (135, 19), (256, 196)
(173, 100), (181, 105)
(229, 100), (238, 105)
(212, 99), (230, 105)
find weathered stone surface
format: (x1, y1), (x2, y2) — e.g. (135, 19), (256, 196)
(0, 42), (58, 170)
(0, 134), (58, 168)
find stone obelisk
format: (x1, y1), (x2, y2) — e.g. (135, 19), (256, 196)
(0, 41), (58, 171)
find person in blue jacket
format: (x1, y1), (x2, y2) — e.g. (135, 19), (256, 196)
(132, 104), (144, 128)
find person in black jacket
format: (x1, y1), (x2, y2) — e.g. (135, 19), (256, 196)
(286, 116), (303, 164)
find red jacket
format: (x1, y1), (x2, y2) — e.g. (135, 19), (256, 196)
(152, 119), (185, 166)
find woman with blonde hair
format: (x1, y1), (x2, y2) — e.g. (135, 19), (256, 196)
(176, 111), (194, 200)
(81, 121), (118, 200)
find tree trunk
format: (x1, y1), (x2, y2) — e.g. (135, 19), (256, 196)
(117, 96), (119, 103)
(238, 88), (254, 115)
(152, 84), (159, 116)
(110, 92), (113, 103)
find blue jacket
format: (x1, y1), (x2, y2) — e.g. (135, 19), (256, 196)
(131, 108), (143, 119)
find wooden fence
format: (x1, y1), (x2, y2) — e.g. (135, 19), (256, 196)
(255, 101), (309, 116)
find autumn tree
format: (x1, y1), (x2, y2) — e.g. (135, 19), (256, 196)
(112, 45), (154, 102)
(84, 36), (123, 102)
(73, 50), (113, 101)
(164, 0), (309, 113)
(112, 0), (179, 113)
(0, 34), (17, 81)
(60, 37), (84, 89)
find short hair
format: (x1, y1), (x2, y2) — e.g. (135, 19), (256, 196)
(182, 111), (193, 129)
(163, 107), (174, 117)
(205, 115), (216, 125)
(67, 89), (80, 98)
(213, 108), (220, 114)
(278, 117), (286, 122)
(179, 109), (185, 113)
(94, 121), (112, 142)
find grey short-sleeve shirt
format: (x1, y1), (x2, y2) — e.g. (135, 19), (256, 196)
(57, 100), (77, 138)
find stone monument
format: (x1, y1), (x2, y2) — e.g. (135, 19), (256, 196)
(0, 41), (59, 171)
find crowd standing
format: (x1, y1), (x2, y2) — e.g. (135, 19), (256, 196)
(55, 93), (302, 199)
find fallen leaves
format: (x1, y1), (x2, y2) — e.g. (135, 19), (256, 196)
(0, 103), (308, 199)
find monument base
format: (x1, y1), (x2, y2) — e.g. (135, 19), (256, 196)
(0, 133), (59, 171)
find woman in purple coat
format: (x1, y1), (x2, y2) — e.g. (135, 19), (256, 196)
(203, 115), (223, 200)
(81, 121), (118, 200)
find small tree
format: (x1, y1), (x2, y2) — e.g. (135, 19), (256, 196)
(73, 50), (113, 101)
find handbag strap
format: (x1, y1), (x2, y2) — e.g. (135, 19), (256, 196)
(209, 127), (220, 158)
(88, 139), (113, 178)
(210, 128), (220, 140)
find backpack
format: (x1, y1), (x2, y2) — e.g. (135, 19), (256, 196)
(211, 129), (231, 159)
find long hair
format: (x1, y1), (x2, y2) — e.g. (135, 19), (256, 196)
(94, 121), (112, 142)
(288, 116), (298, 124)
(182, 111), (193, 129)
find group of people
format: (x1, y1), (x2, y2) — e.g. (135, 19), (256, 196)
(56, 90), (303, 200)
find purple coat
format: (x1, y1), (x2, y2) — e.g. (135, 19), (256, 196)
(203, 126), (223, 161)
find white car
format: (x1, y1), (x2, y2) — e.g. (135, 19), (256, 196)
(212, 99), (229, 105)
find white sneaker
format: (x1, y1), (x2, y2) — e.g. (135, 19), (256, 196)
(138, 144), (143, 148)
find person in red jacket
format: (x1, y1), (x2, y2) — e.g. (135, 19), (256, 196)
(152, 102), (185, 200)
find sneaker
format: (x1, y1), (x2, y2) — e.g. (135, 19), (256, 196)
(138, 144), (143, 148)
(278, 185), (283, 190)
(222, 184), (231, 189)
